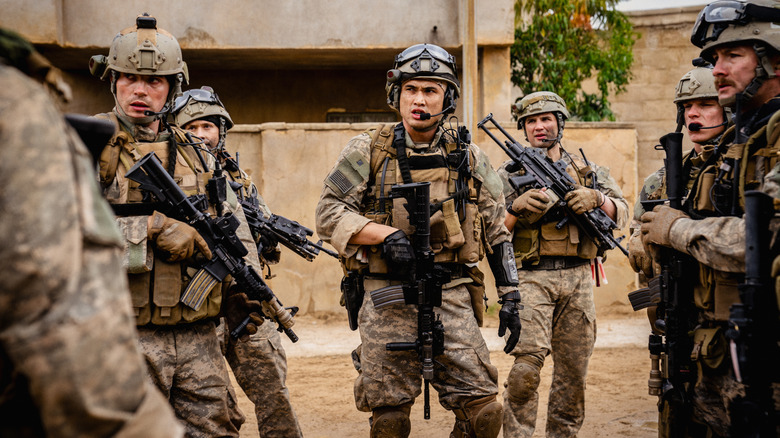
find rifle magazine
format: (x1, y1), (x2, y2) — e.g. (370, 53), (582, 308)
(180, 268), (219, 311)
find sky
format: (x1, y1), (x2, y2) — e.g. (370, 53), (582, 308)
(615, 0), (709, 11)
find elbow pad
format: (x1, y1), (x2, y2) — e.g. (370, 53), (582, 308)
(487, 241), (519, 286)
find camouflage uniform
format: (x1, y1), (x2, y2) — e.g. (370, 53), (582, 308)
(95, 110), (265, 437)
(216, 164), (302, 438)
(316, 125), (510, 413)
(0, 61), (182, 437)
(498, 151), (629, 438)
(657, 106), (780, 436)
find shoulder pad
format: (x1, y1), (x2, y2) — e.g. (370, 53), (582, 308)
(325, 138), (371, 196)
(473, 146), (503, 199)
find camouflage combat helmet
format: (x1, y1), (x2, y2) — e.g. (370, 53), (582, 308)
(385, 43), (460, 117)
(89, 13), (188, 123)
(512, 91), (570, 142)
(90, 13), (188, 83)
(173, 86), (233, 130)
(691, 0), (780, 104)
(674, 66), (719, 104)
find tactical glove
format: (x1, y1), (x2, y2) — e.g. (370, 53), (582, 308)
(640, 205), (688, 251)
(382, 230), (415, 274)
(627, 232), (653, 277)
(223, 290), (265, 343)
(498, 292), (523, 354)
(510, 189), (550, 218)
(564, 186), (603, 215)
(148, 211), (212, 262)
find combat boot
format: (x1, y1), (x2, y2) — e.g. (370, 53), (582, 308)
(369, 403), (412, 438)
(450, 395), (503, 438)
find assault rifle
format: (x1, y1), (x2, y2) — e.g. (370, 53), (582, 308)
(727, 190), (778, 437)
(477, 113), (627, 256)
(640, 132), (699, 436)
(126, 152), (299, 342)
(382, 182), (451, 420)
(241, 202), (337, 261)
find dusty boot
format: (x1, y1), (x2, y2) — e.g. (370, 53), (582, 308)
(450, 395), (503, 438)
(370, 403), (412, 438)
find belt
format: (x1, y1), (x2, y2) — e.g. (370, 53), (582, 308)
(521, 256), (589, 271)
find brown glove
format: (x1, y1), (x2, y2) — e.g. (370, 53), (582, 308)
(223, 290), (265, 343)
(148, 211), (212, 262)
(628, 233), (653, 277)
(640, 205), (688, 251)
(564, 186), (603, 215)
(510, 189), (550, 216)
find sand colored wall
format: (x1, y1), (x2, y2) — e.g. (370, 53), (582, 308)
(227, 121), (637, 315)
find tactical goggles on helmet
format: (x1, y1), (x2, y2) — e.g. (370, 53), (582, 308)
(394, 44), (456, 72)
(691, 1), (780, 48)
(172, 86), (225, 115)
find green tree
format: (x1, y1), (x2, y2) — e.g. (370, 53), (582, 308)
(511, 0), (639, 121)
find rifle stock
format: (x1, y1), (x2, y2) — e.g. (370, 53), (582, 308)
(126, 152), (299, 343)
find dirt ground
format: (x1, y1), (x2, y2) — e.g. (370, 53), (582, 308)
(232, 308), (660, 437)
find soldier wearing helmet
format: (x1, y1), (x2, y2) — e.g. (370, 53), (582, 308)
(172, 87), (304, 437)
(498, 91), (629, 437)
(316, 43), (520, 438)
(90, 15), (266, 437)
(640, 1), (780, 436)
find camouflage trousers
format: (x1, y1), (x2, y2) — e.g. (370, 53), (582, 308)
(503, 263), (596, 438)
(137, 321), (240, 438)
(353, 278), (499, 413)
(217, 318), (303, 437)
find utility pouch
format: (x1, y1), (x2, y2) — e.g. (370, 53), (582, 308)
(464, 265), (487, 327)
(340, 271), (365, 331)
(690, 326), (726, 372)
(456, 202), (483, 263)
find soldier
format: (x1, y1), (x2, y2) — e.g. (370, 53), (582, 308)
(641, 1), (780, 435)
(0, 28), (183, 437)
(629, 64), (727, 281)
(498, 91), (629, 437)
(315, 43), (522, 438)
(88, 14), (265, 437)
(173, 86), (304, 437)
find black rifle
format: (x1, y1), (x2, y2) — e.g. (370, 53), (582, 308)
(642, 132), (699, 436)
(241, 202), (337, 261)
(126, 152), (299, 342)
(477, 113), (627, 256)
(64, 114), (116, 165)
(384, 182), (451, 420)
(727, 190), (778, 437)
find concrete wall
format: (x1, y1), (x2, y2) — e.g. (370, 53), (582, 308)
(227, 121), (638, 316)
(613, 7), (703, 186)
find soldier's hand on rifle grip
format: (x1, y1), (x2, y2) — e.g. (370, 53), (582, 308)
(639, 206), (688, 252)
(564, 186), (603, 215)
(498, 291), (523, 354)
(382, 230), (416, 272)
(148, 211), (213, 262)
(628, 233), (653, 278)
(223, 289), (265, 343)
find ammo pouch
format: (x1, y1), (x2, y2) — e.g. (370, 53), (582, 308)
(690, 326), (727, 378)
(695, 265), (741, 321)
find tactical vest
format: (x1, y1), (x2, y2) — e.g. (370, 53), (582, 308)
(97, 113), (223, 326)
(342, 123), (486, 275)
(510, 153), (601, 264)
(685, 111), (780, 320)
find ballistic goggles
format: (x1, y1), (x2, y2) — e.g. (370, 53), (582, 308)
(173, 86), (225, 114)
(394, 44), (457, 74)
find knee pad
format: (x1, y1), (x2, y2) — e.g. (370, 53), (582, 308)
(451, 395), (503, 438)
(505, 359), (541, 404)
(370, 404), (412, 438)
